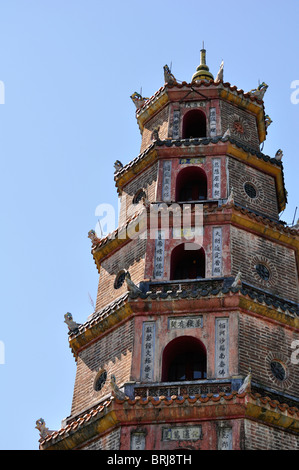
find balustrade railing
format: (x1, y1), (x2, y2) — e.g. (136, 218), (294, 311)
(145, 277), (228, 294)
(133, 379), (232, 398)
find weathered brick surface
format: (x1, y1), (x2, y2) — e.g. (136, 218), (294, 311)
(231, 225), (299, 303)
(119, 162), (158, 227)
(220, 100), (260, 150)
(84, 428), (121, 450)
(70, 319), (134, 418)
(95, 237), (147, 311)
(140, 105), (170, 153)
(239, 313), (299, 398)
(228, 156), (279, 220)
(244, 420), (299, 450)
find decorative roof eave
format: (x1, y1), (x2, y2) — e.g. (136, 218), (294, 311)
(153, 136), (282, 168)
(68, 296), (132, 359)
(128, 284), (299, 328)
(135, 86), (169, 132)
(245, 393), (299, 432)
(239, 295), (299, 329)
(91, 200), (297, 269)
(39, 392), (299, 450)
(89, 201), (297, 280)
(91, 209), (147, 273)
(165, 79), (265, 106)
(67, 277), (298, 358)
(68, 289), (239, 358)
(114, 136), (283, 197)
(207, 202), (298, 237)
(114, 145), (157, 195)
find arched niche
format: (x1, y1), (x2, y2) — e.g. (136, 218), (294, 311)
(170, 243), (205, 280)
(162, 336), (207, 382)
(176, 166), (207, 202)
(182, 109), (207, 139)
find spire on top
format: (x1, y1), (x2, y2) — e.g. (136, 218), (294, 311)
(192, 43), (214, 83)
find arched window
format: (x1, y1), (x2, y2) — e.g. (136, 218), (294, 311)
(176, 167), (207, 202)
(170, 243), (205, 280)
(162, 336), (207, 382)
(182, 109), (206, 139)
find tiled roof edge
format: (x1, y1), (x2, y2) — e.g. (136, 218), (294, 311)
(113, 136), (282, 182)
(39, 390), (299, 448)
(135, 80), (264, 116)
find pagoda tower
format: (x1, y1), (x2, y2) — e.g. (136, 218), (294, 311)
(38, 49), (299, 451)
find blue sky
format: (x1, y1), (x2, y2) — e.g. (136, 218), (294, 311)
(0, 0), (298, 450)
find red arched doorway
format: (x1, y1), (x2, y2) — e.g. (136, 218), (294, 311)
(170, 243), (205, 280)
(182, 109), (207, 139)
(176, 166), (207, 202)
(162, 336), (207, 382)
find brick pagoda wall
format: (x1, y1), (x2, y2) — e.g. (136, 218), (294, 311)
(228, 157), (279, 220)
(140, 105), (170, 153)
(239, 313), (299, 398)
(118, 162), (158, 227)
(220, 101), (260, 151)
(70, 319), (134, 418)
(244, 420), (299, 450)
(95, 237), (147, 311)
(230, 226), (298, 303)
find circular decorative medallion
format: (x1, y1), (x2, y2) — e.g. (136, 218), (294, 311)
(255, 263), (270, 281)
(239, 176), (264, 205)
(233, 120), (244, 134)
(270, 361), (286, 381)
(250, 256), (277, 286)
(265, 352), (293, 389)
(244, 182), (257, 199)
(229, 114), (252, 142)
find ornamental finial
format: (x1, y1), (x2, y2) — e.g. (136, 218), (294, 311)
(192, 44), (214, 83)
